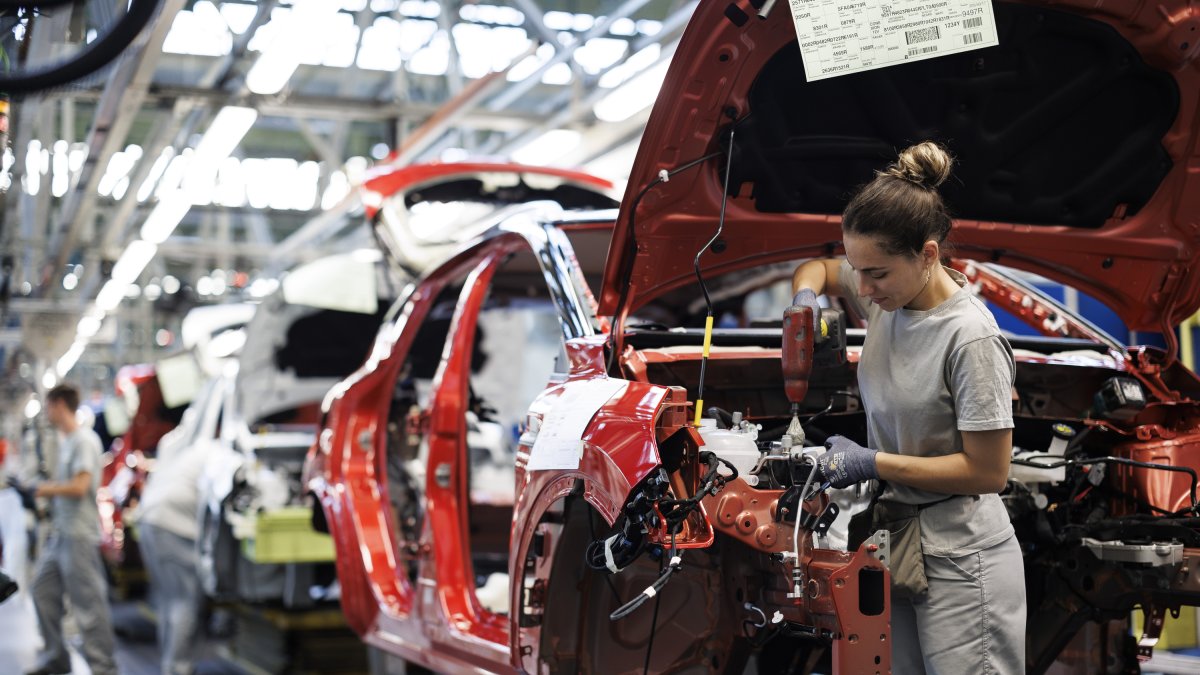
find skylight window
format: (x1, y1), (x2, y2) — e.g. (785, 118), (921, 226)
(290, 10), (359, 68)
(321, 170), (350, 210)
(245, 7), (291, 52)
(506, 42), (553, 82)
(543, 11), (574, 31)
(609, 18), (637, 36)
(98, 145), (143, 198)
(214, 157), (246, 208)
(598, 43), (660, 88)
(573, 37), (627, 75)
(219, 2), (258, 34)
(453, 24), (531, 78)
(572, 13), (595, 31)
(360, 17), (434, 71)
(542, 62), (572, 85)
(637, 19), (663, 36)
(23, 140), (46, 196)
(408, 30), (450, 76)
(137, 148), (175, 203)
(459, 4), (524, 26)
(293, 161), (321, 211)
(594, 59), (670, 122)
(323, 19), (361, 68)
(163, 8), (233, 56)
(156, 150), (194, 199)
(399, 0), (440, 18)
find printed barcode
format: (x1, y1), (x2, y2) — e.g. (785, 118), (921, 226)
(963, 17), (983, 28)
(905, 25), (941, 45)
(963, 32), (983, 44)
(908, 45), (938, 56)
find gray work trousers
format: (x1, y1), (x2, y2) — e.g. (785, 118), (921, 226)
(138, 523), (202, 675)
(30, 533), (117, 675)
(892, 533), (1026, 675)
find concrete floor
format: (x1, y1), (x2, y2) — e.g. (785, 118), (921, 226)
(0, 587), (243, 675)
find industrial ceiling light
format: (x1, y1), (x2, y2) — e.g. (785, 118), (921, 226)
(245, 0), (341, 95)
(110, 240), (158, 285)
(184, 106), (259, 190)
(139, 192), (191, 244)
(55, 339), (86, 378)
(94, 279), (127, 313)
(77, 313), (102, 339)
(142, 106), (256, 243)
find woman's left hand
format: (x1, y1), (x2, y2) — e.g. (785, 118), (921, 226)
(817, 436), (879, 488)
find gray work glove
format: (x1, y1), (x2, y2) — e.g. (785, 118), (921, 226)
(817, 435), (879, 489)
(790, 288), (821, 337)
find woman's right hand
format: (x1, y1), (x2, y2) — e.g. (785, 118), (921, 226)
(790, 288), (822, 336)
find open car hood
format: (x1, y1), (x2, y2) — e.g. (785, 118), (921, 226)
(600, 0), (1200, 332)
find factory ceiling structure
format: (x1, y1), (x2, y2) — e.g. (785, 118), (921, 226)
(0, 0), (694, 408)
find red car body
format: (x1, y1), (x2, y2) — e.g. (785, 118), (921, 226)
(307, 1), (1200, 673)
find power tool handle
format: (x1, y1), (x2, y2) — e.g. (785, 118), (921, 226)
(782, 304), (815, 404)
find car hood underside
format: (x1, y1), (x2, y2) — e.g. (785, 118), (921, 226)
(600, 0), (1200, 332)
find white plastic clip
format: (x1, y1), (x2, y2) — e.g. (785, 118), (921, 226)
(604, 534), (621, 573)
(658, 169), (670, 183)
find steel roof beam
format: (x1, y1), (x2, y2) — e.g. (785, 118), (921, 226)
(485, 0), (654, 112)
(40, 0), (188, 297)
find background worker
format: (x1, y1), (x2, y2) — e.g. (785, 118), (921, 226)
(136, 430), (208, 675)
(27, 383), (117, 675)
(794, 142), (1025, 674)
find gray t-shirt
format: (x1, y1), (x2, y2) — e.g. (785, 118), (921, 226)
(52, 426), (103, 542)
(839, 260), (1015, 557)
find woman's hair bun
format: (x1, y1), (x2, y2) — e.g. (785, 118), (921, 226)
(883, 141), (953, 189)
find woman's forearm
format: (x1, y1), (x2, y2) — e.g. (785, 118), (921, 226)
(793, 260), (830, 295)
(875, 451), (1009, 495)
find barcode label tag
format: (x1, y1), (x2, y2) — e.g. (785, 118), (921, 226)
(788, 0), (999, 81)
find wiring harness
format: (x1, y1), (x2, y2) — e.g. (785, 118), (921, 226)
(586, 451), (737, 621)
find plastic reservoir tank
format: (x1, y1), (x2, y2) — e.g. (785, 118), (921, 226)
(697, 415), (762, 486)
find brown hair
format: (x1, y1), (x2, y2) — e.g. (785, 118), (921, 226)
(842, 141), (954, 257)
(46, 384), (80, 412)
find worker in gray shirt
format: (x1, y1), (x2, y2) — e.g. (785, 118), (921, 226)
(26, 384), (117, 675)
(794, 142), (1025, 675)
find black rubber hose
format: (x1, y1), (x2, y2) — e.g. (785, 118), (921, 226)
(1011, 455), (1199, 512)
(0, 0), (161, 94)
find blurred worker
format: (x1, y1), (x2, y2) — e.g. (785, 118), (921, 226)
(136, 433), (208, 675)
(27, 384), (117, 675)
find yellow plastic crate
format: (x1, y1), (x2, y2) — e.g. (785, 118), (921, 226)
(241, 506), (335, 564)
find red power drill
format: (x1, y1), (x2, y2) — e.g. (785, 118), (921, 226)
(781, 303), (845, 439)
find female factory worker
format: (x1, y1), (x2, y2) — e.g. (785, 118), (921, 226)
(793, 141), (1025, 674)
